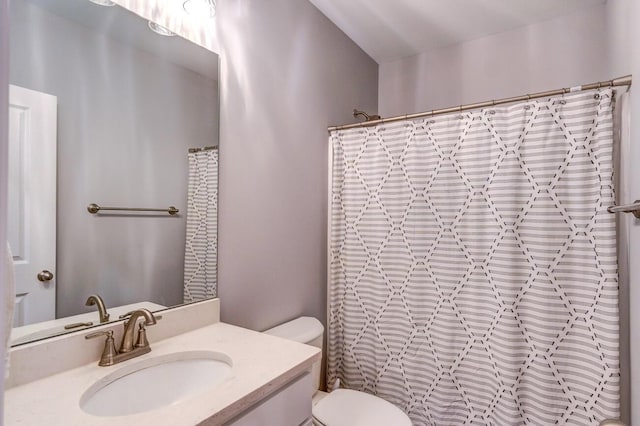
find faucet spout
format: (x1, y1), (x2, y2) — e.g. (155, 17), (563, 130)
(85, 294), (110, 323)
(85, 308), (158, 367)
(119, 308), (157, 353)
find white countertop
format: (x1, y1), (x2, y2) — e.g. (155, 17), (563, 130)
(5, 322), (320, 425)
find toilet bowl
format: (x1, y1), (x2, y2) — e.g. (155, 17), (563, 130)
(264, 317), (411, 426)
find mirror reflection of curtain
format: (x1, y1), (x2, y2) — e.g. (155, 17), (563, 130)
(183, 149), (218, 303)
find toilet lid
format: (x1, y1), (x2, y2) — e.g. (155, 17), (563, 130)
(312, 389), (411, 426)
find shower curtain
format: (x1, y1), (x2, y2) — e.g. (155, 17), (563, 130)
(327, 89), (619, 425)
(183, 148), (218, 303)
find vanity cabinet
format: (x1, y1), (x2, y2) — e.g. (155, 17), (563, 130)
(6, 301), (320, 426)
(222, 373), (313, 426)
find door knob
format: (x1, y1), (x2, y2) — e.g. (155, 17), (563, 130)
(37, 270), (54, 282)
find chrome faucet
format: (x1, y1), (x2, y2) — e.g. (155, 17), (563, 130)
(85, 308), (157, 366)
(85, 294), (110, 323)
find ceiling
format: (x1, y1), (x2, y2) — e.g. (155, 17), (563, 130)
(308, 0), (607, 64)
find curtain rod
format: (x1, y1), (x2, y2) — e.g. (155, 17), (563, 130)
(328, 74), (632, 133)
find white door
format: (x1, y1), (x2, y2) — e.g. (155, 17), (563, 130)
(8, 84), (57, 326)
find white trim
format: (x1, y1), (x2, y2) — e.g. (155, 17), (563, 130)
(0, 0), (11, 419)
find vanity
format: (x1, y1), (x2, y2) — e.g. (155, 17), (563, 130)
(5, 299), (320, 425)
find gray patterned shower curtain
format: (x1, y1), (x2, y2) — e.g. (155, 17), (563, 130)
(327, 89), (619, 425)
(183, 148), (218, 303)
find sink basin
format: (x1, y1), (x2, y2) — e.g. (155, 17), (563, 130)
(80, 351), (232, 417)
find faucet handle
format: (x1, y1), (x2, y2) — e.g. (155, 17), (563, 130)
(135, 323), (150, 348)
(85, 330), (118, 367)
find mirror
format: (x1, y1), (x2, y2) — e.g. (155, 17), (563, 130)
(8, 0), (219, 346)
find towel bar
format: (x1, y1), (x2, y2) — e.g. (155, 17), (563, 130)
(87, 203), (179, 216)
(607, 200), (640, 218)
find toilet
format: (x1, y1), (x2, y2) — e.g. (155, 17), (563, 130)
(264, 317), (412, 426)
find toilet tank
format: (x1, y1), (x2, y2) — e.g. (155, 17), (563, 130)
(264, 317), (324, 391)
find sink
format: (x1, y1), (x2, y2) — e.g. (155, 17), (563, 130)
(80, 351), (232, 417)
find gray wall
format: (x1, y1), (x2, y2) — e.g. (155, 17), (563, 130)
(607, 0), (640, 424)
(606, 3), (633, 421)
(627, 12), (640, 426)
(10, 1), (219, 317)
(216, 0), (378, 331)
(378, 4), (609, 116)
